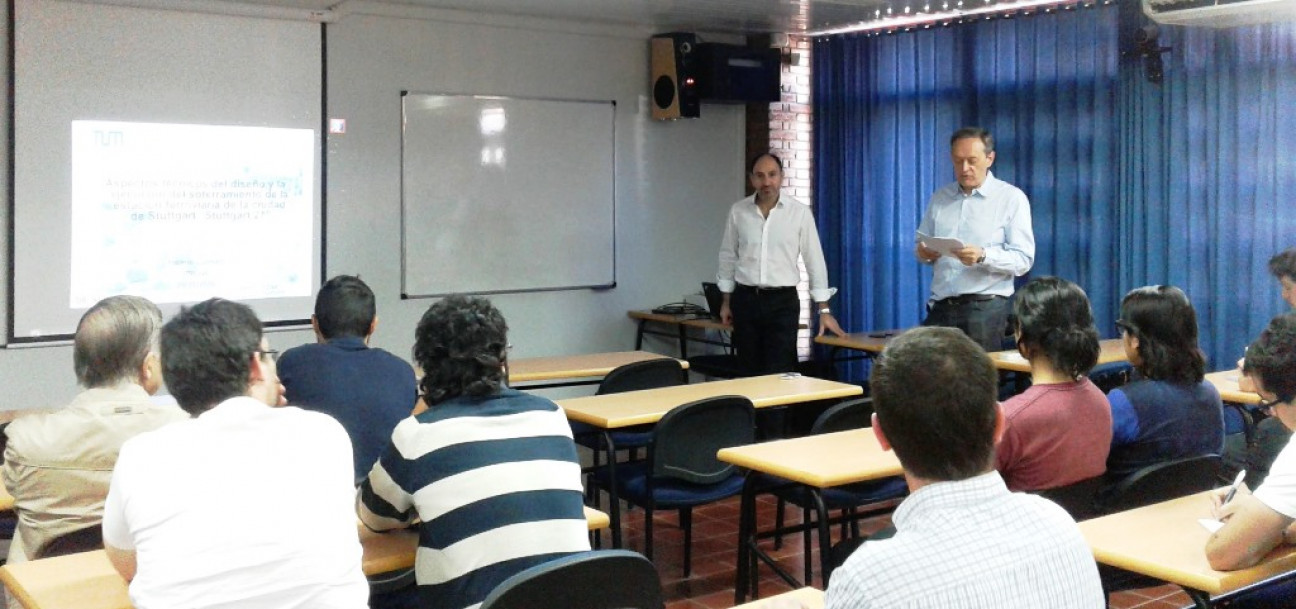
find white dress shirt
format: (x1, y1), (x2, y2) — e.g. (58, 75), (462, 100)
(716, 194), (837, 303)
(918, 171), (1034, 302)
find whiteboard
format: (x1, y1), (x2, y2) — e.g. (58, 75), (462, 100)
(400, 93), (616, 297)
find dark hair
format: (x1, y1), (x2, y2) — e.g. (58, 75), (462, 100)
(870, 326), (999, 481)
(161, 298), (263, 415)
(747, 152), (783, 174)
(1243, 312), (1296, 404)
(1119, 285), (1206, 384)
(74, 295), (162, 388)
(314, 275), (376, 339)
(414, 295), (509, 405)
(950, 127), (994, 154)
(1013, 277), (1101, 379)
(1270, 247), (1296, 283)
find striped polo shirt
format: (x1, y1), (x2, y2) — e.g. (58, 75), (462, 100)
(358, 388), (590, 609)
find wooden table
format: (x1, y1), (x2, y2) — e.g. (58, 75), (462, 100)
(718, 429), (903, 602)
(561, 374), (863, 548)
(0, 485), (14, 512)
(814, 330), (901, 363)
(985, 338), (1127, 373)
(1205, 370), (1261, 405)
(628, 310), (731, 359)
(557, 374), (863, 429)
(0, 507), (610, 609)
(729, 586), (823, 609)
(1078, 491), (1296, 608)
(507, 350), (686, 390)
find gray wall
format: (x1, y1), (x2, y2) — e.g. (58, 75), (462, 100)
(0, 3), (745, 409)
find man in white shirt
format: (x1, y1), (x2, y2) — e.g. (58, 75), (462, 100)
(1207, 312), (1296, 573)
(826, 327), (1103, 609)
(717, 152), (845, 376)
(102, 298), (368, 609)
(915, 127), (1034, 351)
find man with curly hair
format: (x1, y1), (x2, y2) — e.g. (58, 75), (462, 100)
(357, 295), (590, 609)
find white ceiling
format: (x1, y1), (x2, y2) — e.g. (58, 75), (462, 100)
(231, 0), (898, 35)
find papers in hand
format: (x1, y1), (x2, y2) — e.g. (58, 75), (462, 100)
(1198, 518), (1225, 533)
(916, 231), (966, 258)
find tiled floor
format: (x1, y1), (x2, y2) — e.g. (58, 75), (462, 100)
(594, 493), (1193, 609)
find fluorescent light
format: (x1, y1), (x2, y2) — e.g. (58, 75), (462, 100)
(806, 0), (1096, 36)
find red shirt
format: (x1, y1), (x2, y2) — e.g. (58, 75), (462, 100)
(996, 377), (1113, 492)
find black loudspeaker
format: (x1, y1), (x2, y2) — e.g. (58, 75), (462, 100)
(650, 33), (700, 120)
(695, 43), (781, 103)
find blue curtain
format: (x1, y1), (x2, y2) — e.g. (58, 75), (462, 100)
(814, 6), (1296, 381)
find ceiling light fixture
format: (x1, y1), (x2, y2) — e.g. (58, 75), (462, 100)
(807, 0), (1095, 35)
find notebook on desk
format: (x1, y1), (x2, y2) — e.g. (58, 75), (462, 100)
(702, 282), (724, 320)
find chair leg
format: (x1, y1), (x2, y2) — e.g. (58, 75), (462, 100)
(802, 506), (813, 584)
(773, 498), (786, 550)
(681, 508), (693, 577)
(848, 507), (860, 539)
(644, 505), (655, 561)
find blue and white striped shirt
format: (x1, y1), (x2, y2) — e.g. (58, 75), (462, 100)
(358, 388), (590, 609)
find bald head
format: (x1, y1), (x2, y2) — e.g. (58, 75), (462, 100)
(74, 295), (163, 388)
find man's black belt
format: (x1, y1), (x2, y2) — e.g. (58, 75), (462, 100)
(735, 284), (796, 294)
(935, 294), (1006, 305)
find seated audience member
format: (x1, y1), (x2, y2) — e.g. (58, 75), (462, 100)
(826, 327), (1104, 609)
(2, 296), (186, 563)
(278, 275), (417, 481)
(358, 295), (590, 609)
(1106, 285), (1224, 478)
(102, 299), (367, 609)
(995, 277), (1112, 492)
(1206, 312), (1296, 573)
(1239, 247), (1296, 485)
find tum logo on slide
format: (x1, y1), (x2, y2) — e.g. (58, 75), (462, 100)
(94, 130), (123, 147)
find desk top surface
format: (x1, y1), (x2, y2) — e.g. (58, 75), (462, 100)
(718, 429), (903, 488)
(0, 507), (609, 609)
(1078, 491), (1296, 595)
(557, 375), (863, 429)
(1205, 370), (1261, 405)
(508, 351), (686, 383)
(730, 587), (824, 609)
(813, 330), (901, 353)
(986, 338), (1127, 373)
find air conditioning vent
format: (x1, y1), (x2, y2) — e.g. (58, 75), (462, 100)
(1142, 0), (1296, 27)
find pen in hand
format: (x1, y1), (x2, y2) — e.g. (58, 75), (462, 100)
(1223, 470), (1247, 505)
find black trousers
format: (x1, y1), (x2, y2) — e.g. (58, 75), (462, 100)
(730, 285), (800, 376)
(922, 295), (1011, 352)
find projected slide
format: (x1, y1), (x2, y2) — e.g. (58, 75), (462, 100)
(69, 121), (315, 308)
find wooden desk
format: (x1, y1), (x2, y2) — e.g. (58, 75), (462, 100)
(0, 507), (610, 609)
(507, 351), (686, 390)
(1079, 491), (1296, 608)
(628, 310), (730, 359)
(718, 430), (903, 602)
(986, 338), (1128, 373)
(1206, 370), (1261, 405)
(729, 586), (823, 609)
(813, 330), (899, 356)
(557, 374), (864, 430)
(0, 486), (14, 512)
(563, 374), (863, 548)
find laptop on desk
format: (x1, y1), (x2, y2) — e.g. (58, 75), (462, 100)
(702, 282), (725, 320)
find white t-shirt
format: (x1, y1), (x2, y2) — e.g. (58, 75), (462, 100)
(1254, 432), (1296, 518)
(102, 397), (368, 609)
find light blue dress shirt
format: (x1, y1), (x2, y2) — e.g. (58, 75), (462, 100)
(917, 171), (1035, 303)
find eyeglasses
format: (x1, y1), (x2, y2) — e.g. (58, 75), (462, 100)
(257, 349), (280, 362)
(1115, 320), (1136, 336)
(1257, 393), (1293, 414)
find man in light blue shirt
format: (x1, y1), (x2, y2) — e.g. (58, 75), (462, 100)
(916, 127), (1035, 351)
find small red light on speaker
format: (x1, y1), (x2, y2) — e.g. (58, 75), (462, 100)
(684, 77), (695, 86)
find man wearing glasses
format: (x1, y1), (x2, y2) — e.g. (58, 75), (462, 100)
(102, 298), (367, 609)
(1207, 313), (1296, 577)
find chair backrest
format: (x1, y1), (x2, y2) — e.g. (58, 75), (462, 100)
(479, 549), (664, 609)
(810, 398), (874, 435)
(1098, 454), (1222, 514)
(596, 359), (686, 396)
(35, 524), (104, 559)
(1034, 476), (1106, 522)
(652, 395), (755, 484)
